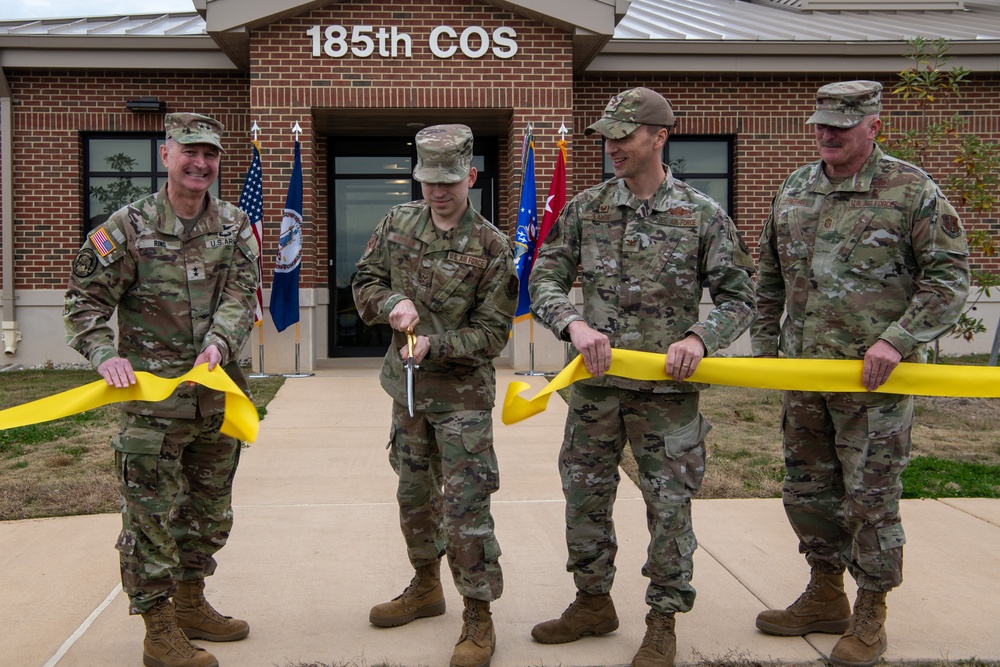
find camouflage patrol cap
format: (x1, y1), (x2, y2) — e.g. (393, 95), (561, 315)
(806, 80), (883, 128)
(585, 87), (676, 139)
(413, 124), (474, 184)
(164, 112), (225, 152)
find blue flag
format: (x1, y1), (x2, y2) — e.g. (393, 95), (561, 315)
(238, 141), (264, 324)
(268, 140), (303, 333)
(512, 136), (537, 321)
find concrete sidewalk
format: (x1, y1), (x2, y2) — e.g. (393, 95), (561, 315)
(2, 363), (1000, 667)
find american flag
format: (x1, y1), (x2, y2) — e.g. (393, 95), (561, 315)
(90, 227), (116, 257)
(238, 141), (265, 324)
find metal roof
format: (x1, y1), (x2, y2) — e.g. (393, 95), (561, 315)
(615, 0), (1000, 42)
(0, 13), (205, 37)
(3, 1), (999, 42)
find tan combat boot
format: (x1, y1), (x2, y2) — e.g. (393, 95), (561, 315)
(632, 609), (676, 667)
(141, 598), (219, 667)
(369, 561), (446, 627)
(173, 578), (250, 642)
(756, 569), (851, 636)
(530, 590), (619, 644)
(829, 588), (888, 667)
(450, 597), (495, 667)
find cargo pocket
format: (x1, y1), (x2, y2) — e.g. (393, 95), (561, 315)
(675, 529), (697, 559)
(484, 534), (502, 562)
(442, 412), (499, 495)
(865, 397), (914, 440)
(877, 523), (906, 551)
(387, 424), (401, 476)
(112, 424), (166, 455)
(663, 414), (711, 460)
(115, 526), (137, 557)
(459, 412), (494, 454)
(658, 415), (711, 498)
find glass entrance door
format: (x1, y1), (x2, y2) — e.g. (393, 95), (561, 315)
(328, 135), (496, 357)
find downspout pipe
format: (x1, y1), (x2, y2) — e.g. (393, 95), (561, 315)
(1, 68), (20, 357)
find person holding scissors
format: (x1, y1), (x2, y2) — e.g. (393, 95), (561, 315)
(352, 124), (518, 667)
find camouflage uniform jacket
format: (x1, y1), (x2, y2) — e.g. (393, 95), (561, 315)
(752, 143), (970, 361)
(64, 185), (260, 418)
(528, 167), (757, 393)
(353, 199), (518, 411)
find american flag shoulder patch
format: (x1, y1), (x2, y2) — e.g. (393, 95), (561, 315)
(89, 227), (117, 257)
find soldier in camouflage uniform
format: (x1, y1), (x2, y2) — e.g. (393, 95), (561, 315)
(751, 81), (969, 667)
(64, 113), (258, 667)
(352, 124), (517, 667)
(527, 88), (756, 667)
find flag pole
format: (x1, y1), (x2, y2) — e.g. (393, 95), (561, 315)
(249, 321), (268, 378)
(283, 320), (313, 378)
(243, 122), (273, 378)
(277, 121), (313, 379)
(516, 122), (566, 378)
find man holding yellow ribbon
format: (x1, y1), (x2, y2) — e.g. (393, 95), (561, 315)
(752, 81), (970, 667)
(527, 88), (756, 667)
(64, 112), (259, 667)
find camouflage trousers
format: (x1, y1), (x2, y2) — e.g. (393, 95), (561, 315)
(388, 402), (503, 601)
(780, 390), (913, 592)
(113, 411), (241, 614)
(561, 384), (709, 614)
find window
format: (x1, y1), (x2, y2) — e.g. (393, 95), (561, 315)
(83, 134), (221, 232)
(602, 135), (734, 215)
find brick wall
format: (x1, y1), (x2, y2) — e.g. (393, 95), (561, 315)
(247, 0), (576, 289)
(4, 70), (249, 290)
(574, 74), (1000, 273)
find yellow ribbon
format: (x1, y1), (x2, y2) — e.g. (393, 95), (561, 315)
(502, 349), (1000, 425)
(0, 365), (259, 442)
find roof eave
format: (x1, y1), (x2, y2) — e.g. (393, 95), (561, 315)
(0, 34), (237, 70)
(587, 38), (1000, 73)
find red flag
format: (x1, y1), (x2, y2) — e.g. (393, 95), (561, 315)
(534, 138), (567, 266)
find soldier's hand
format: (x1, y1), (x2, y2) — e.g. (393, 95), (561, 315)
(97, 357), (136, 388)
(567, 321), (611, 377)
(194, 344), (223, 372)
(400, 335), (430, 365)
(666, 334), (706, 381)
(388, 299), (420, 332)
(863, 339), (902, 391)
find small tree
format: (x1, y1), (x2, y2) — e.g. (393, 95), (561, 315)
(878, 37), (1000, 346)
(89, 153), (150, 219)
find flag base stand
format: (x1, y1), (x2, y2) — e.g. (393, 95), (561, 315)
(281, 341), (314, 379)
(515, 341), (557, 378)
(247, 328), (276, 378)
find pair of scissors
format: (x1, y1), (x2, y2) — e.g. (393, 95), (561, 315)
(406, 329), (418, 417)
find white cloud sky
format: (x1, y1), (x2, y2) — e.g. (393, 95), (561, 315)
(1, 0), (197, 20)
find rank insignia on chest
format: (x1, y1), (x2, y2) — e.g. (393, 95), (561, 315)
(89, 227), (117, 257)
(187, 261), (206, 281)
